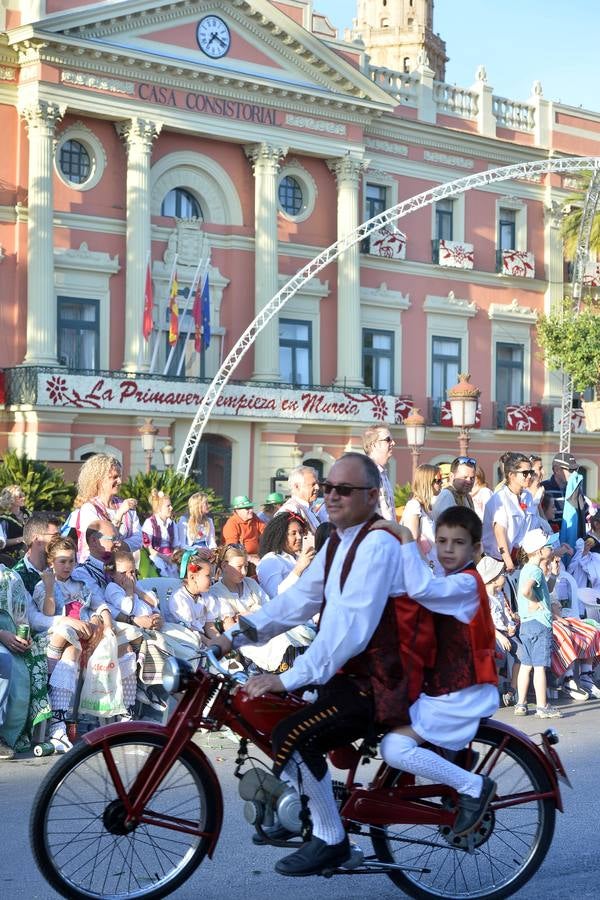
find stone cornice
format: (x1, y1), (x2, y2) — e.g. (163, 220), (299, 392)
(54, 242), (120, 274)
(424, 294), (478, 317)
(488, 299), (538, 323)
(6, 0), (393, 110)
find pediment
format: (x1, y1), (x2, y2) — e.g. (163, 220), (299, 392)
(10, 0), (393, 108)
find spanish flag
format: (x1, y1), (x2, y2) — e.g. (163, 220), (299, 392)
(168, 270), (179, 345)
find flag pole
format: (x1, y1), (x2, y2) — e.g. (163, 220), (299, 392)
(163, 255), (203, 377)
(176, 255), (210, 376)
(150, 253), (177, 375)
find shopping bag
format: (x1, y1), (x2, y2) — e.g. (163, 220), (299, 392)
(79, 631), (125, 718)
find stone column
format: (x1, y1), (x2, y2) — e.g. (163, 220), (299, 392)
(327, 155), (366, 388)
(20, 99), (65, 365)
(116, 118), (162, 373)
(245, 142), (288, 382)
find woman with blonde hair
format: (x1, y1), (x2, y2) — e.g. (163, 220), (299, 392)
(178, 491), (216, 550)
(0, 484), (29, 564)
(400, 464), (443, 572)
(70, 454), (141, 561)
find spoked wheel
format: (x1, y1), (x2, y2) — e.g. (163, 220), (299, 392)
(30, 734), (218, 900)
(370, 723), (556, 900)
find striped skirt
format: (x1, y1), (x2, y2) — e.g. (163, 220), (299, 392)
(551, 616), (600, 676)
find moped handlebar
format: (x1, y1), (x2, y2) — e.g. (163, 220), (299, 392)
(203, 646), (248, 685)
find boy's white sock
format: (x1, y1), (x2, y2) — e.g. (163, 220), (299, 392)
(281, 751), (345, 845)
(380, 732), (483, 799)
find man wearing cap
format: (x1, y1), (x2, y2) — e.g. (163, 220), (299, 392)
(541, 451), (586, 537)
(257, 492), (284, 525)
(222, 496), (266, 558)
(432, 456), (477, 522)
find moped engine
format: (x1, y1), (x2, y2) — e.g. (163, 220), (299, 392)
(238, 766), (302, 835)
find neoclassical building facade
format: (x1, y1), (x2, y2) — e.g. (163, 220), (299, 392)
(1, 0), (600, 501)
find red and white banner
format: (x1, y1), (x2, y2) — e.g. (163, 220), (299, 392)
(41, 373), (407, 425)
(438, 239), (474, 269)
(583, 262), (600, 287)
(369, 225), (407, 259)
(501, 249), (535, 278)
(505, 404), (543, 431)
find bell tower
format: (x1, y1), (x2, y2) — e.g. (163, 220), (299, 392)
(353, 0), (447, 80)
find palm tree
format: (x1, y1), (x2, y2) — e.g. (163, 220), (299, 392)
(561, 170), (600, 261)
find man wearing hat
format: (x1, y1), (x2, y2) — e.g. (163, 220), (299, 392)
(222, 495), (266, 558)
(541, 451), (586, 539)
(258, 492), (284, 525)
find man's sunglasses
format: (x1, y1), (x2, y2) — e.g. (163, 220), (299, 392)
(320, 481), (372, 497)
(455, 456), (477, 466)
(515, 469), (535, 477)
(377, 436), (395, 444)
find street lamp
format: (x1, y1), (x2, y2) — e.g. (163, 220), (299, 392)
(404, 407), (427, 477)
(447, 373), (481, 458)
(160, 441), (175, 470)
(138, 418), (158, 473)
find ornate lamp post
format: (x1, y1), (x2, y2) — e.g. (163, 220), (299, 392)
(404, 408), (427, 477)
(160, 440), (175, 470)
(138, 418), (158, 473)
(447, 373), (481, 458)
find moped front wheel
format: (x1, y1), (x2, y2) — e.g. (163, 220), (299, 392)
(370, 723), (556, 900)
(30, 734), (219, 900)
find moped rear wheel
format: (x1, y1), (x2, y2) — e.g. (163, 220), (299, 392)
(370, 723), (556, 900)
(30, 734), (219, 900)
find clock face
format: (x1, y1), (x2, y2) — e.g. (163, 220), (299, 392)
(196, 15), (231, 59)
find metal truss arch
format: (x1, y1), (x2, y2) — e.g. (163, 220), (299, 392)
(177, 155), (600, 476)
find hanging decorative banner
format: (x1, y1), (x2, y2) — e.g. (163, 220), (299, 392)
(552, 406), (587, 434)
(583, 262), (600, 287)
(438, 239), (474, 269)
(368, 225), (407, 259)
(501, 249), (535, 278)
(505, 404), (543, 431)
(39, 373), (410, 425)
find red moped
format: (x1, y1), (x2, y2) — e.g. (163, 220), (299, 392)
(30, 647), (569, 900)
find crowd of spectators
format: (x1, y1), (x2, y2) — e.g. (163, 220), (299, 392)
(2, 438), (600, 760)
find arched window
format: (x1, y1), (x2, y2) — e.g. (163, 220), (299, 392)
(161, 188), (203, 219)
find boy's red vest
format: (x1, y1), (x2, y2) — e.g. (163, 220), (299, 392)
(323, 515), (435, 729)
(423, 565), (498, 697)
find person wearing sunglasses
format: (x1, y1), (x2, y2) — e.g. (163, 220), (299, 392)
(72, 519), (124, 611)
(482, 454), (534, 572)
(363, 424), (397, 521)
(400, 464), (443, 573)
(214, 452), (484, 876)
(432, 456), (477, 523)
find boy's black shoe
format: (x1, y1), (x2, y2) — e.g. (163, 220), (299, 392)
(453, 776), (497, 836)
(274, 835), (350, 876)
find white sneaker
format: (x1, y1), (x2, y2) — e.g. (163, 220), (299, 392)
(561, 677), (589, 701)
(580, 676), (600, 699)
(49, 722), (73, 753)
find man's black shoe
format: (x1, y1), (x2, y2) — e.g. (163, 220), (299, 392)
(453, 776), (497, 836)
(252, 823), (294, 845)
(274, 835), (350, 877)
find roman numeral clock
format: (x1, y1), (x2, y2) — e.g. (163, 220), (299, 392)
(196, 15), (231, 59)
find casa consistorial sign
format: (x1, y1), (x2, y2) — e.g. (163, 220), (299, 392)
(40, 374), (406, 424)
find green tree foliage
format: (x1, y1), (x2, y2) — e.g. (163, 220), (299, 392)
(0, 451), (76, 514)
(394, 481), (412, 510)
(560, 172), (600, 261)
(119, 469), (225, 522)
(536, 297), (600, 391)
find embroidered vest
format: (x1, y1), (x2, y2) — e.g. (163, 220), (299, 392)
(322, 515), (436, 729)
(423, 565), (498, 697)
(142, 515), (175, 552)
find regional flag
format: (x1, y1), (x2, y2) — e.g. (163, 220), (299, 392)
(201, 276), (211, 349)
(168, 270), (179, 345)
(143, 260), (154, 341)
(192, 278), (202, 352)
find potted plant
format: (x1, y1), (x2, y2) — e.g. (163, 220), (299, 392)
(536, 296), (600, 430)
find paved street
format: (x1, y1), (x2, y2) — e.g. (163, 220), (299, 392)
(2, 699), (599, 900)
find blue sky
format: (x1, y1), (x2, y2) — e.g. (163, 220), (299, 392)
(316, 1), (599, 113)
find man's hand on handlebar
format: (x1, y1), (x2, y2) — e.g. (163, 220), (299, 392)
(209, 634), (233, 656)
(244, 673), (285, 698)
